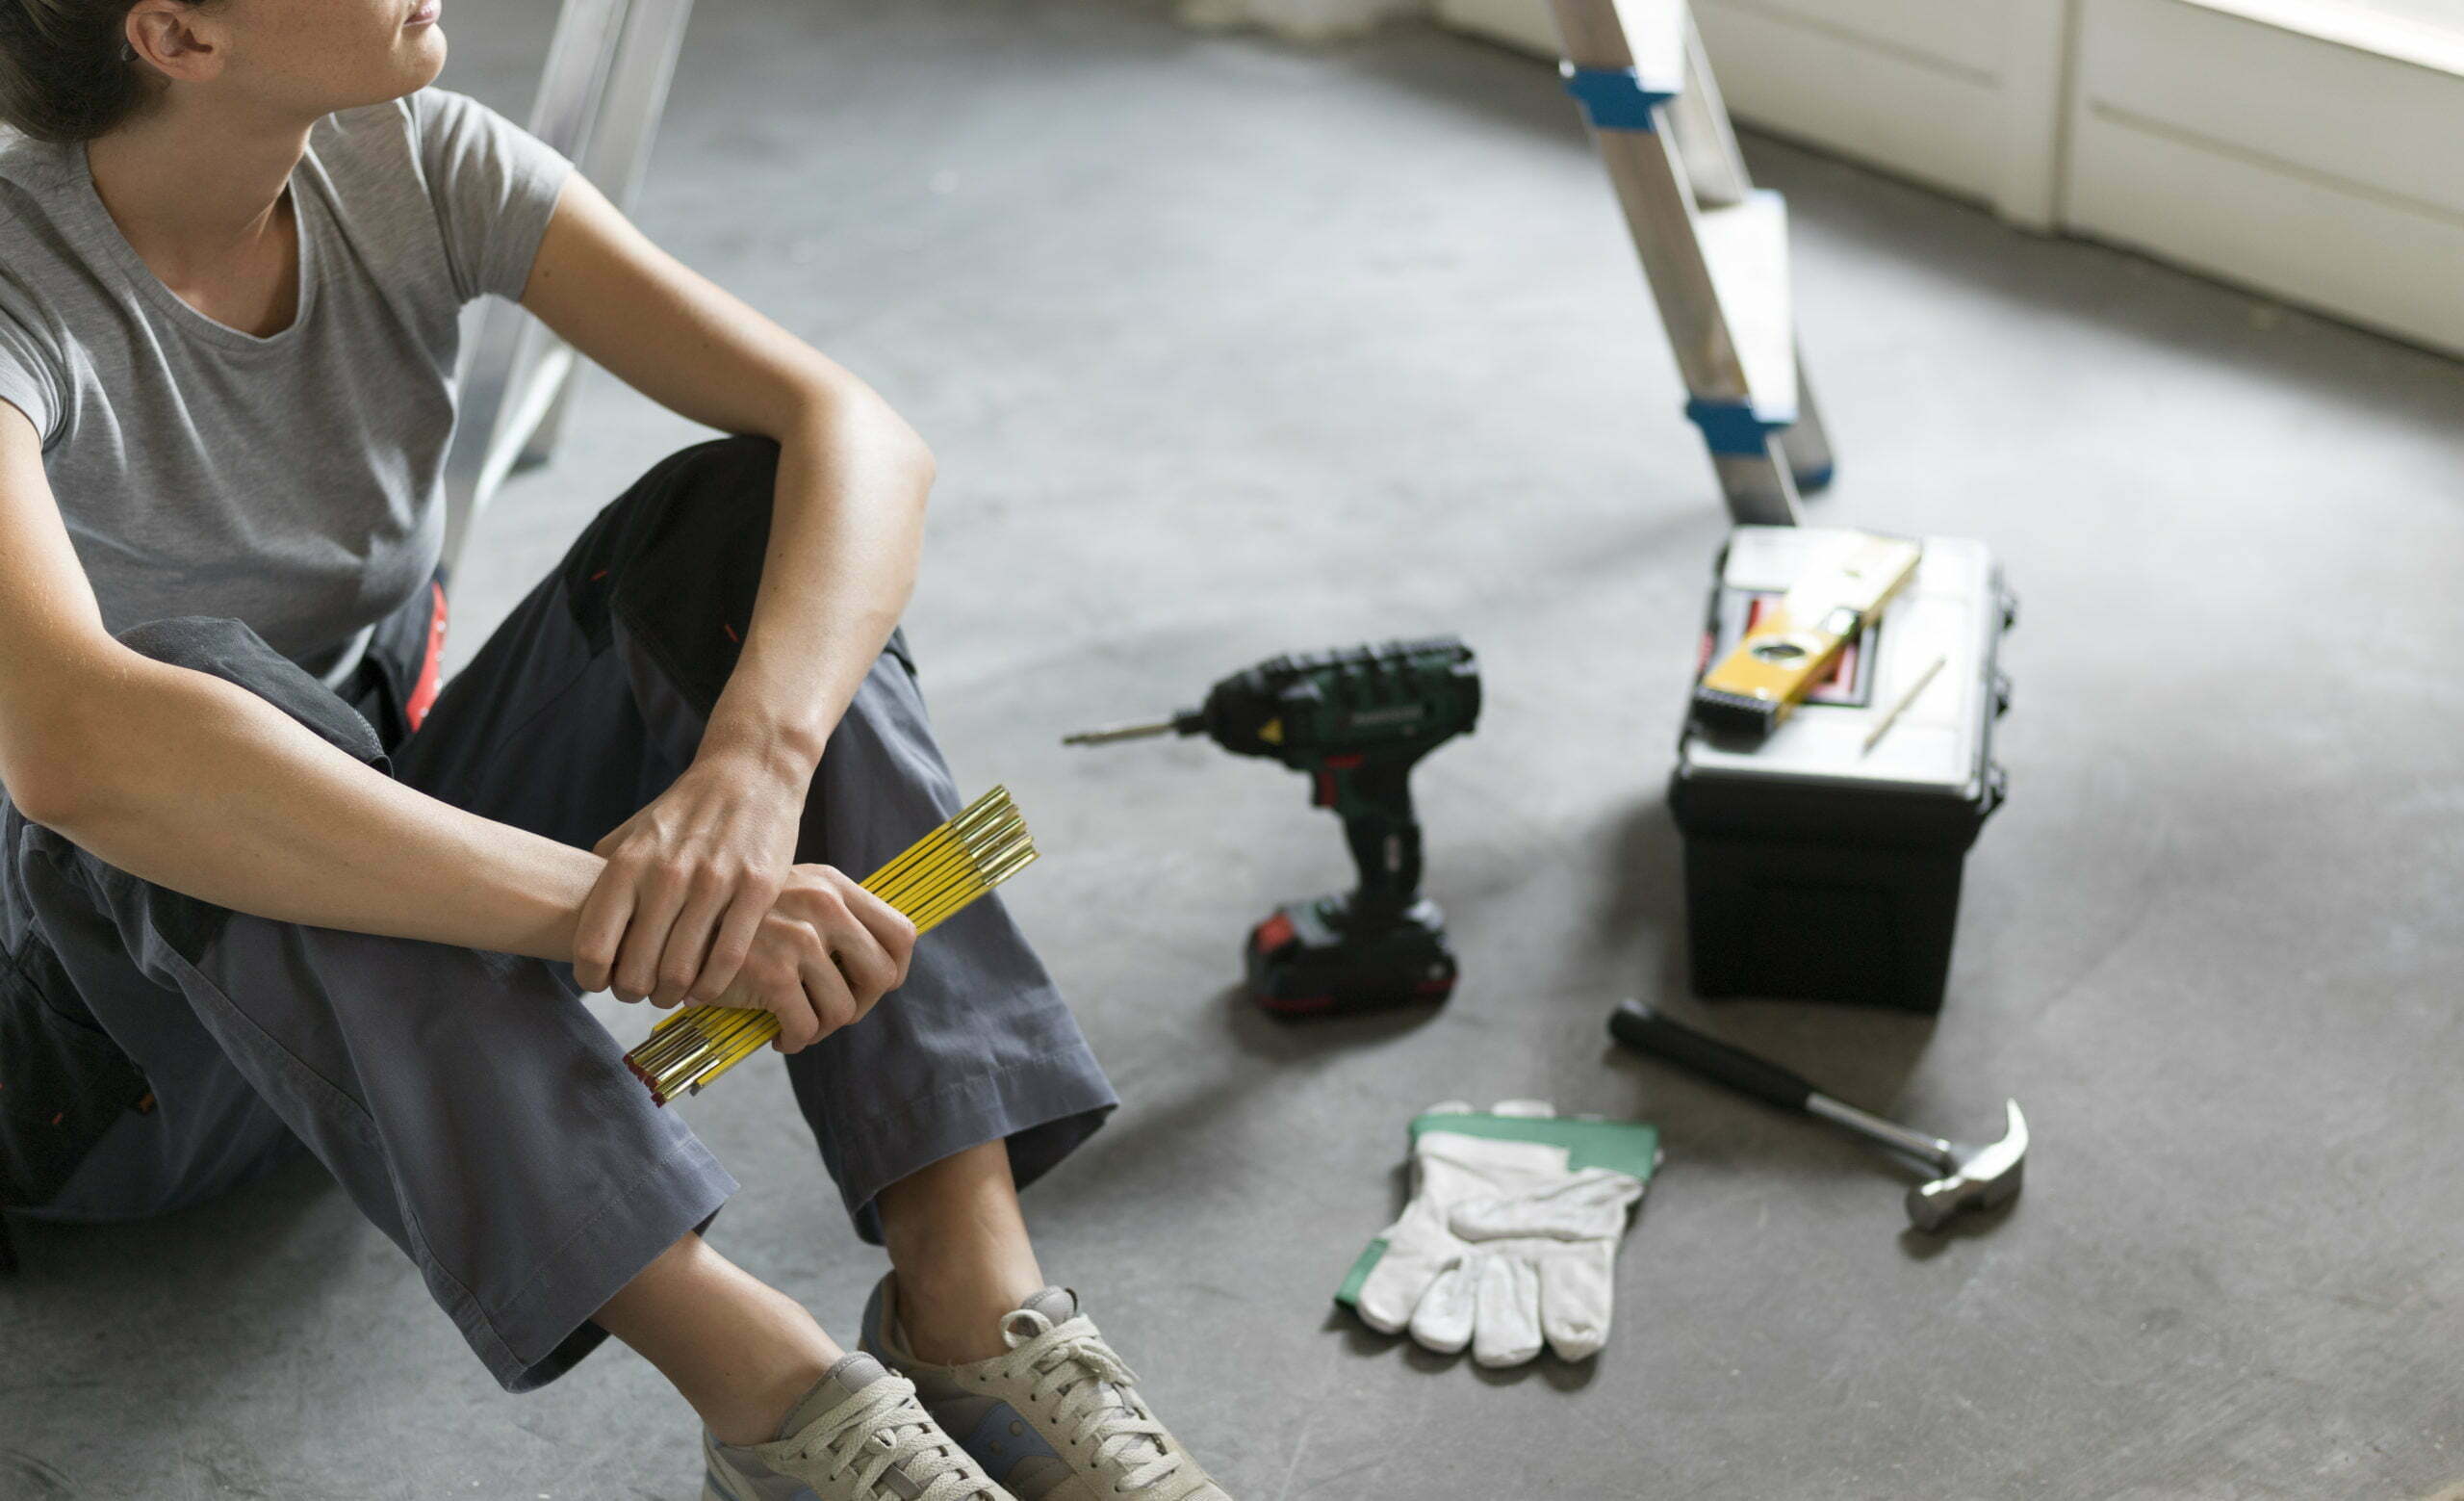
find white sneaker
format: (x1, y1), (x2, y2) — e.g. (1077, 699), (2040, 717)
(859, 1277), (1231, 1501)
(701, 1352), (1014, 1501)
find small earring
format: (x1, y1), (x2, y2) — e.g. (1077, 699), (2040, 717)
(121, 41), (137, 61)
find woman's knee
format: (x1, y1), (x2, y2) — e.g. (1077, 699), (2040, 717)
(662, 433), (782, 500)
(603, 436), (782, 557)
(560, 436), (786, 715)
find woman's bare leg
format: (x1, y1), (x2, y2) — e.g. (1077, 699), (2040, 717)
(594, 1232), (843, 1445)
(875, 1141), (1045, 1363)
(596, 1140), (1041, 1447)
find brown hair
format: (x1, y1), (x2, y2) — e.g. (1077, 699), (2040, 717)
(0, 0), (187, 142)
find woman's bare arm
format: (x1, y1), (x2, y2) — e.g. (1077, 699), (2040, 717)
(511, 172), (931, 1010)
(0, 401), (603, 962)
(520, 171), (934, 778)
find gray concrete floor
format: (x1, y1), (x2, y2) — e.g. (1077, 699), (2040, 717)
(7, 1), (2464, 1496)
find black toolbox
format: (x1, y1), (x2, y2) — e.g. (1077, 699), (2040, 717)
(1670, 527), (2015, 1013)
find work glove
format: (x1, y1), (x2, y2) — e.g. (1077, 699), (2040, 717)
(1336, 1100), (1659, 1366)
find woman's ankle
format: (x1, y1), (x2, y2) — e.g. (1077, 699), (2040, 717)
(700, 1343), (841, 1447)
(891, 1266), (1041, 1365)
(876, 1143), (1047, 1365)
(596, 1232), (844, 1444)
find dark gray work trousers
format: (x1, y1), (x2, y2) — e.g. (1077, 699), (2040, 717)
(0, 436), (1116, 1390)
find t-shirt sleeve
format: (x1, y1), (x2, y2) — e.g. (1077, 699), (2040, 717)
(0, 268), (64, 447)
(409, 88), (575, 305)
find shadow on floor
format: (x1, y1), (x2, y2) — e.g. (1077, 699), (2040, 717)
(2, 1150), (364, 1441)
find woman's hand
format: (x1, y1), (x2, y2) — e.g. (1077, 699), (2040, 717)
(722, 864), (916, 1050)
(574, 749), (808, 1009)
(573, 757), (917, 1048)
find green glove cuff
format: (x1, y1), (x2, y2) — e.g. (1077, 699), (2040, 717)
(1406, 1110), (1661, 1180)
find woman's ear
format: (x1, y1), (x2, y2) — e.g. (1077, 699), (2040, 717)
(125, 0), (227, 85)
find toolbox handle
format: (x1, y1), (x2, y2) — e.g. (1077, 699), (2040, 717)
(1609, 1001), (1813, 1112)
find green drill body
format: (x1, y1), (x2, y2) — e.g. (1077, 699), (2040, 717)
(1069, 635), (1481, 1015)
(1173, 637), (1480, 919)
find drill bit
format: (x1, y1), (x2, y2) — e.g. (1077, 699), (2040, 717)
(1061, 717), (1190, 746)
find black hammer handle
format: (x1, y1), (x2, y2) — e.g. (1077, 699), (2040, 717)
(1608, 1000), (1815, 1113)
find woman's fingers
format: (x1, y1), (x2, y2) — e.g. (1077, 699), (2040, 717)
(609, 861), (688, 1004)
(778, 952), (858, 1052)
(571, 868), (635, 995)
(721, 867), (917, 1054)
(830, 931), (900, 1019)
(753, 960), (822, 1051)
(690, 873), (780, 1007)
(803, 874), (900, 1014)
(652, 867), (739, 1008)
(839, 881), (918, 990)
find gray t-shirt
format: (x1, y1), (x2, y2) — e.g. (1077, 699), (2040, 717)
(0, 89), (572, 681)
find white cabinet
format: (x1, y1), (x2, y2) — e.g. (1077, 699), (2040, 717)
(1434, 0), (2464, 354)
(2066, 0), (2464, 354)
(1433, 0), (2071, 222)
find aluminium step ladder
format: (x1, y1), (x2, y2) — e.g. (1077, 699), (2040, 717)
(440, 0), (696, 579)
(1545, 0), (1832, 527)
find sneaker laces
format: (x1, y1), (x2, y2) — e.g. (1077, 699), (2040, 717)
(766, 1374), (1003, 1501)
(988, 1310), (1202, 1498)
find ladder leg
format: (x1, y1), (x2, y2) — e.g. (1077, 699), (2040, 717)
(518, 0), (695, 468)
(1676, 20), (1834, 497)
(1601, 126), (1800, 525)
(1669, 13), (1749, 207)
(1711, 449), (1803, 527)
(1550, 0), (1832, 525)
(1769, 345), (1834, 493)
(440, 0), (696, 578)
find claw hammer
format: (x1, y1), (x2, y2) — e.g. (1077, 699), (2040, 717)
(1609, 1000), (2027, 1231)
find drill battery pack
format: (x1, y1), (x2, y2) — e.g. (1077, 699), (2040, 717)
(1670, 527), (2015, 1013)
(1245, 896), (1459, 1016)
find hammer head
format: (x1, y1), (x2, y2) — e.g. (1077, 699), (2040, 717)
(1905, 1100), (2027, 1232)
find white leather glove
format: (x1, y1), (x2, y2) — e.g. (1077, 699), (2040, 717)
(1336, 1101), (1659, 1366)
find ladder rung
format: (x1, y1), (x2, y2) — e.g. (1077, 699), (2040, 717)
(1625, 0), (1688, 93)
(1548, 0), (1686, 89)
(1692, 189), (1797, 425)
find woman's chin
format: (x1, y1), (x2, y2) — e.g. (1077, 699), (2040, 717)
(397, 33), (449, 91)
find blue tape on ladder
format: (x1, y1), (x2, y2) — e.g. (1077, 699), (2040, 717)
(1560, 65), (1674, 132)
(1684, 398), (1797, 456)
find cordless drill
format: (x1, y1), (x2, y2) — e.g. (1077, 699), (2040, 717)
(1064, 636), (1481, 1016)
